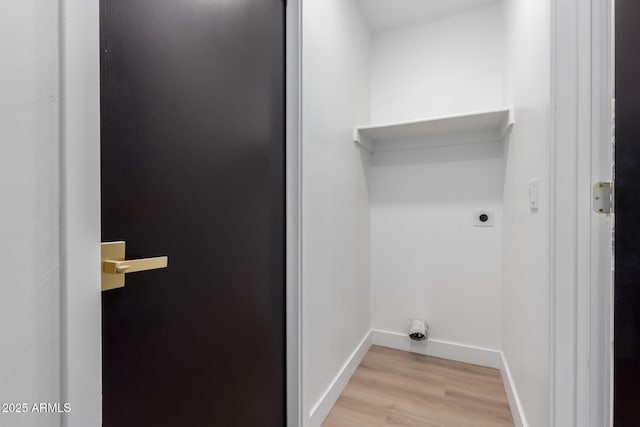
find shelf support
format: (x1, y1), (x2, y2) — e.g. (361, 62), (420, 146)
(498, 108), (515, 140)
(353, 129), (373, 152)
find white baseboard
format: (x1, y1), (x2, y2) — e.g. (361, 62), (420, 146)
(307, 330), (372, 427)
(499, 352), (528, 427)
(371, 329), (502, 369)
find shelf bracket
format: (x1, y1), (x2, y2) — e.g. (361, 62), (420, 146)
(353, 129), (373, 152)
(498, 108), (515, 139)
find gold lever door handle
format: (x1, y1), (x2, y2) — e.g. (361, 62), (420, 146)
(101, 242), (169, 291)
(102, 257), (168, 274)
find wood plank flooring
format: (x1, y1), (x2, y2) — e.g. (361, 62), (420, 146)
(322, 345), (514, 427)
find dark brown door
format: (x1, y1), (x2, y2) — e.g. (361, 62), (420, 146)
(100, 1), (285, 426)
(615, 0), (640, 424)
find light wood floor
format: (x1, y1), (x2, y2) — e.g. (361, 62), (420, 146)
(322, 345), (514, 427)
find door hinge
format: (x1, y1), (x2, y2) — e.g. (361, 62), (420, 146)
(593, 181), (613, 214)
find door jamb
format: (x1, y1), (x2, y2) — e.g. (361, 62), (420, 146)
(549, 0), (613, 425)
(286, 0), (303, 426)
(59, 0), (102, 426)
(60, 0), (302, 425)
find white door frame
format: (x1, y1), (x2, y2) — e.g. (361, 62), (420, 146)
(550, 0), (613, 425)
(59, 0), (102, 425)
(59, 0), (302, 425)
(286, 1), (303, 426)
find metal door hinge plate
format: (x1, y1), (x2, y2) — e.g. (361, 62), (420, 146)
(593, 181), (613, 214)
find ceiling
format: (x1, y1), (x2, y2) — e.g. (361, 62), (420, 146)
(356, 0), (499, 32)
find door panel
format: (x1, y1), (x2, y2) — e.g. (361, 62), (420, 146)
(100, 1), (285, 425)
(614, 0), (640, 424)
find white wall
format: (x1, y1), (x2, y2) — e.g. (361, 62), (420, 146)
(301, 0), (372, 425)
(502, 0), (551, 425)
(369, 2), (505, 351)
(371, 143), (504, 349)
(370, 2), (505, 123)
(0, 1), (61, 426)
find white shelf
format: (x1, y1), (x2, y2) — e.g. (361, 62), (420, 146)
(353, 108), (514, 152)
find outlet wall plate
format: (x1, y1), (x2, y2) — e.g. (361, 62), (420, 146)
(529, 178), (540, 211)
(474, 210), (494, 227)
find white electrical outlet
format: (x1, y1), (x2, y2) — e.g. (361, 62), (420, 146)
(474, 210), (494, 227)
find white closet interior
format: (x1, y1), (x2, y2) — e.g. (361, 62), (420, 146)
(301, 0), (551, 426)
